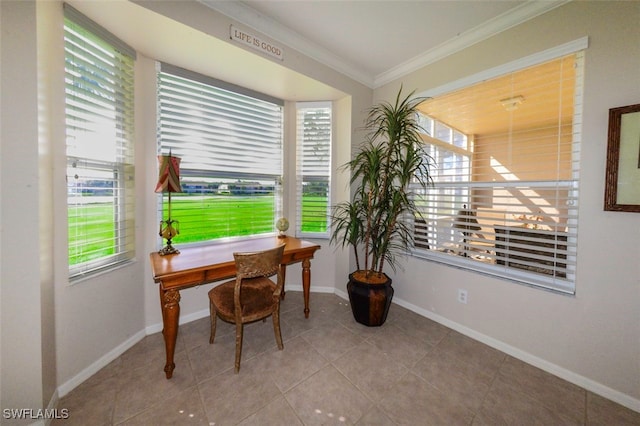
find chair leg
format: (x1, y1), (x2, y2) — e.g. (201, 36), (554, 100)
(234, 322), (243, 373)
(272, 309), (284, 350)
(209, 300), (217, 344)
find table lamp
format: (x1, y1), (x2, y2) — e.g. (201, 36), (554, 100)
(155, 152), (182, 255)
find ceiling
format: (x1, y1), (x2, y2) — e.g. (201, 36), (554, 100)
(73, 0), (574, 132)
(71, 0), (350, 102)
(417, 54), (576, 136)
(200, 0), (567, 88)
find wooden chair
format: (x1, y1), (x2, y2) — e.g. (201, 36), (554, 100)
(208, 244), (285, 373)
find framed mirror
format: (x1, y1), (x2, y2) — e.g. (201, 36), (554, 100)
(604, 103), (640, 212)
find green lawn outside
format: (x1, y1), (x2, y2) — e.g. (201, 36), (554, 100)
(69, 195), (328, 265)
(167, 196), (276, 243)
(68, 203), (116, 265)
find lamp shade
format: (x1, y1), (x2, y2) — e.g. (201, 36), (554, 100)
(155, 154), (182, 193)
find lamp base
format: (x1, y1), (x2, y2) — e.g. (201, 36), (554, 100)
(158, 219), (179, 255)
(158, 243), (180, 256)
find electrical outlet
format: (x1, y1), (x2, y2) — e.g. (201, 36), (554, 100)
(457, 289), (468, 304)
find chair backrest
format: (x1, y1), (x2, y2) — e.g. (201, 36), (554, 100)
(233, 244), (285, 280)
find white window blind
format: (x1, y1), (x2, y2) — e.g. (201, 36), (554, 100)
(157, 64), (284, 244)
(296, 102), (332, 237)
(413, 53), (583, 294)
(64, 5), (136, 279)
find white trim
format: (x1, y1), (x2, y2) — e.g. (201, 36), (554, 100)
(417, 36), (589, 99)
(42, 390), (60, 426)
(143, 284), (337, 335)
(389, 294), (640, 414)
(60, 288), (339, 398)
(334, 289), (640, 412)
(199, 0), (373, 87)
(413, 38), (587, 293)
(198, 0), (570, 89)
(285, 283), (336, 295)
(57, 330), (145, 398)
(144, 308), (210, 335)
(56, 288), (640, 414)
(375, 1), (570, 88)
(334, 287), (349, 301)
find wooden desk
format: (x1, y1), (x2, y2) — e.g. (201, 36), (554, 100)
(150, 236), (320, 379)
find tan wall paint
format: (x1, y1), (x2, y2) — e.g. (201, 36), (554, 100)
(376, 1), (640, 409)
(3, 0), (371, 403)
(4, 0), (638, 414)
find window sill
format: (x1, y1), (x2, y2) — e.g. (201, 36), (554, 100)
(69, 258), (137, 285)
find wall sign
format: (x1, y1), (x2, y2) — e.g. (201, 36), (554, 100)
(230, 25), (284, 61)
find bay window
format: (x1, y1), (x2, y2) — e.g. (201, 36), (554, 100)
(296, 102), (332, 237)
(157, 64), (284, 245)
(65, 4), (136, 279)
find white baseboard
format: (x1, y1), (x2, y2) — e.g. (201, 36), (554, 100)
(390, 295), (640, 414)
(143, 285), (337, 335)
(40, 389), (60, 426)
(56, 288), (639, 414)
(334, 288), (348, 301)
(144, 308), (210, 335)
(57, 329), (146, 398)
(285, 284), (337, 294)
(59, 287), (336, 402)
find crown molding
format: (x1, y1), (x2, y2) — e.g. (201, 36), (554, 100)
(374, 0), (570, 88)
(200, 0), (569, 90)
(416, 36), (588, 99)
(199, 0), (375, 87)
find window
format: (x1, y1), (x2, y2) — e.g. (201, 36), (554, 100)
(157, 64), (284, 245)
(413, 51), (584, 294)
(64, 5), (136, 279)
(296, 102), (332, 237)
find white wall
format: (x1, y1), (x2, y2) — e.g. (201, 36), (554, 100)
(38, 1), (148, 395)
(120, 0), (371, 331)
(0, 0), (48, 418)
(36, 0), (60, 407)
(0, 0), (370, 408)
(375, 1), (640, 410)
(8, 0), (637, 416)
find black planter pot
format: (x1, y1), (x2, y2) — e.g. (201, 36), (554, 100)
(347, 271), (394, 327)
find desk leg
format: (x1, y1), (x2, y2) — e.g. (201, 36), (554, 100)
(302, 258), (311, 318)
(160, 287), (181, 379)
(280, 264), (287, 300)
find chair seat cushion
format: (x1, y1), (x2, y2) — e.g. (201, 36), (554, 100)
(209, 277), (277, 321)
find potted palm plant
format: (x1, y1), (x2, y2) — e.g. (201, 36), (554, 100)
(331, 88), (433, 326)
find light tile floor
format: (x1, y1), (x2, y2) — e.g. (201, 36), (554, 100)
(54, 291), (640, 425)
